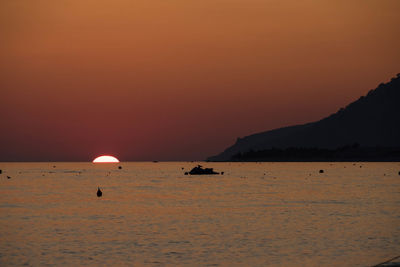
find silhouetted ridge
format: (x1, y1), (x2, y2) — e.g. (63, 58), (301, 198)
(208, 74), (400, 161)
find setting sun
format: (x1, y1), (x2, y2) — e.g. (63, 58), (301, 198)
(92, 155), (120, 163)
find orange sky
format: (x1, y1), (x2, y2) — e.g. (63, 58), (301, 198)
(1, 0), (399, 161)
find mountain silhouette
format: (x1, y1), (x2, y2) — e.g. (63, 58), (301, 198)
(208, 74), (400, 161)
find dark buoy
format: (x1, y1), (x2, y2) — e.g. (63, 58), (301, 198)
(398, 171), (400, 176)
(319, 170), (324, 173)
(7, 176), (11, 179)
(0, 169), (2, 174)
(184, 172), (188, 175)
(97, 187), (102, 197)
(118, 166), (122, 169)
(221, 172), (224, 175)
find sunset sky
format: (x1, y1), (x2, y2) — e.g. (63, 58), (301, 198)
(1, 0), (399, 161)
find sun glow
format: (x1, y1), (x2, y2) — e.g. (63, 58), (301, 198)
(93, 155), (120, 163)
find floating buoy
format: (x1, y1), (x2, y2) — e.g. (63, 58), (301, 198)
(319, 170), (324, 173)
(7, 176), (10, 179)
(184, 172), (188, 175)
(221, 172), (224, 175)
(118, 166), (122, 169)
(97, 187), (102, 197)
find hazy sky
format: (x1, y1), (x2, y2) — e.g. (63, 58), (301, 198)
(1, 0), (399, 161)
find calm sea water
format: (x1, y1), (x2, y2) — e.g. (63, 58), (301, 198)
(0, 162), (399, 266)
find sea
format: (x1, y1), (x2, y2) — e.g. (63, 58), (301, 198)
(0, 162), (399, 266)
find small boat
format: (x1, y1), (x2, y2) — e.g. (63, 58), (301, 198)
(188, 165), (219, 175)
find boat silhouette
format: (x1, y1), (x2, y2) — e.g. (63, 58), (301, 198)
(188, 165), (219, 175)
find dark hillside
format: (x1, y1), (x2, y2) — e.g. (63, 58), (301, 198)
(208, 74), (400, 161)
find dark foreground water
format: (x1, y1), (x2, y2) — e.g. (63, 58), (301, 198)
(0, 162), (399, 266)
